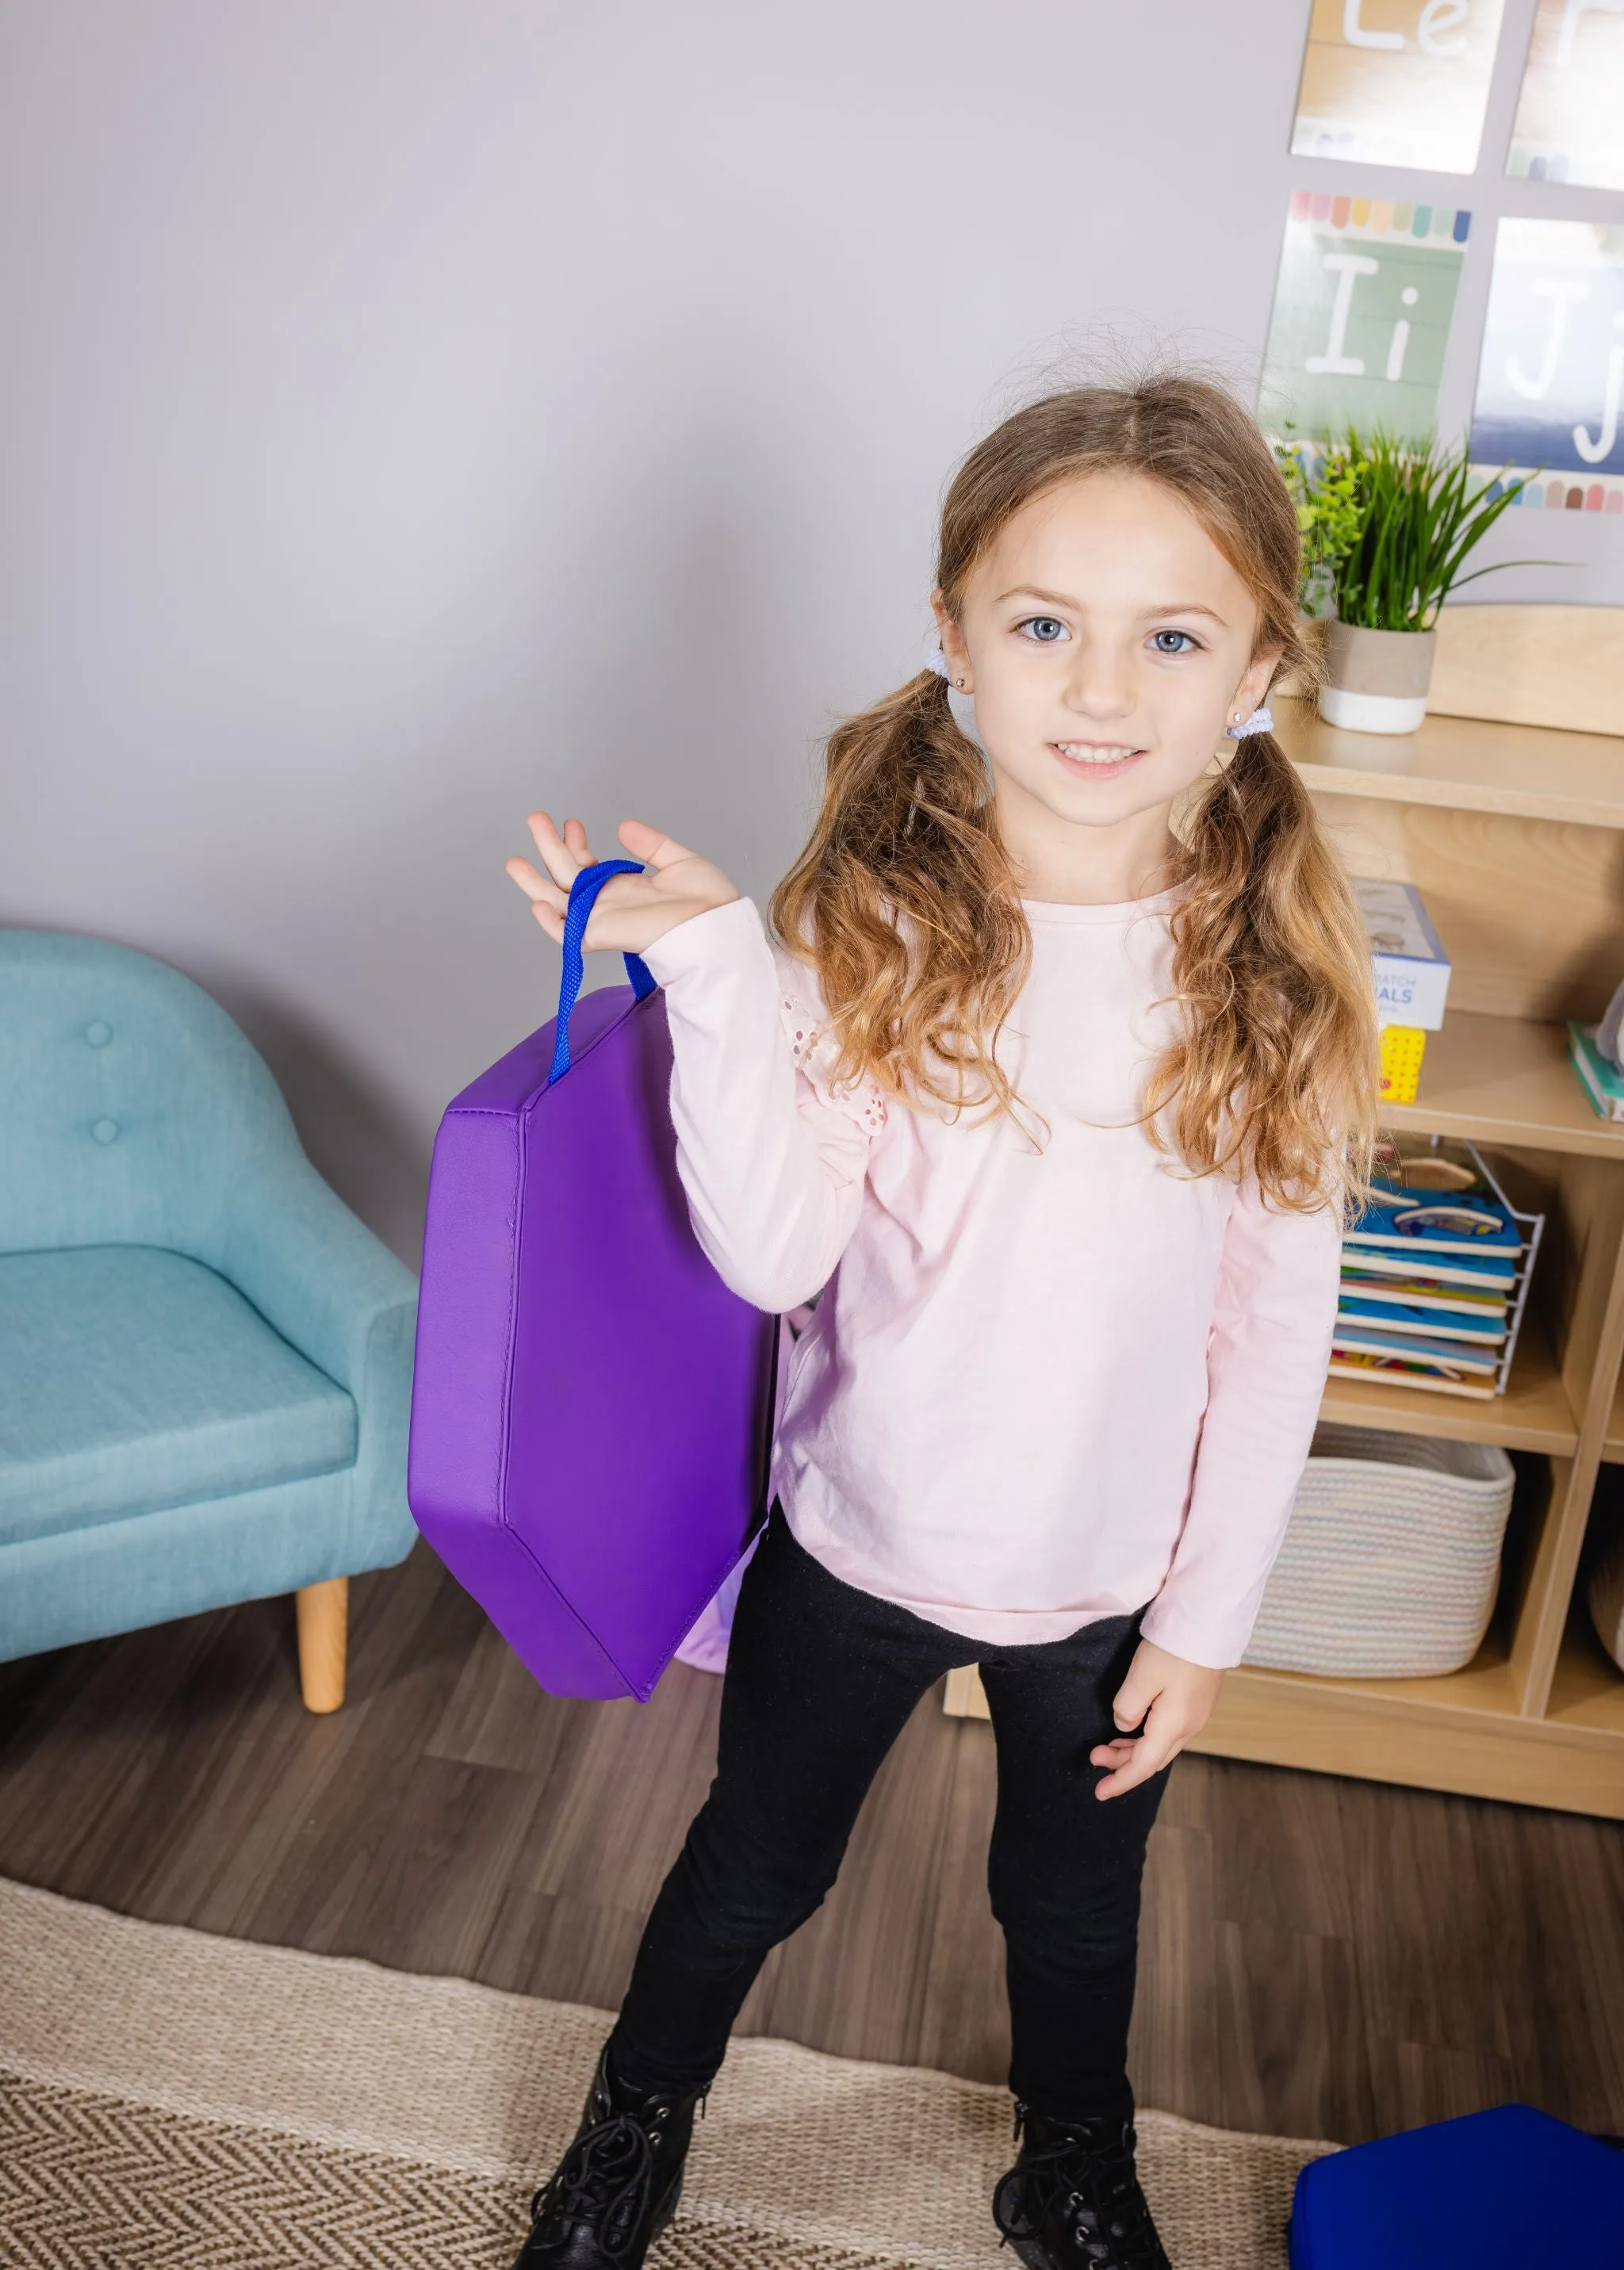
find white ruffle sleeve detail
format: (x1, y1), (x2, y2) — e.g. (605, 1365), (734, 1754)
(779, 990), (889, 1135)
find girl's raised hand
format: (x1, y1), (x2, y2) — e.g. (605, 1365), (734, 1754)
(1089, 1638), (1225, 1801)
(505, 813), (740, 957)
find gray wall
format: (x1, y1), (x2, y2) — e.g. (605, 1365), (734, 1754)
(4, 0), (1621, 1265)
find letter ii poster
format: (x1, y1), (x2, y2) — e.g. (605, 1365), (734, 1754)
(1258, 193), (1471, 446)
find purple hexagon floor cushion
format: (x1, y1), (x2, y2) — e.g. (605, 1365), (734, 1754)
(408, 863), (778, 1701)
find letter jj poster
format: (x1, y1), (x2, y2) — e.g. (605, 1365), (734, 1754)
(1469, 220), (1624, 511)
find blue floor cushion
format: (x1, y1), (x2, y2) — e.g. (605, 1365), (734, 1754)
(1290, 2102), (1624, 2268)
(0, 1245), (358, 1545)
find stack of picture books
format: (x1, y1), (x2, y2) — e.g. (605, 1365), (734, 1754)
(1331, 1140), (1540, 1402)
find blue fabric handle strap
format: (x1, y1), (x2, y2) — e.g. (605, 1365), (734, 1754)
(547, 859), (658, 1086)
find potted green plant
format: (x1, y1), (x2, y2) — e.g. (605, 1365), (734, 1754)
(1312, 430), (1534, 735)
(1274, 434), (1364, 622)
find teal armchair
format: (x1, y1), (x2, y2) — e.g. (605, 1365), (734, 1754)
(0, 930), (419, 1708)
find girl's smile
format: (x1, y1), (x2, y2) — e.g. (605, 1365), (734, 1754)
(1050, 738), (1147, 777)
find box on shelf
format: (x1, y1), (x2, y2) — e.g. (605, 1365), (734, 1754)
(1331, 1135), (1543, 1403)
(1354, 878), (1451, 1031)
(1568, 1021), (1624, 1124)
(1355, 878), (1451, 1105)
(1245, 1422), (1515, 1679)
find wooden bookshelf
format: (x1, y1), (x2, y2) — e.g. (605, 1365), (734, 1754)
(946, 678), (1624, 1818)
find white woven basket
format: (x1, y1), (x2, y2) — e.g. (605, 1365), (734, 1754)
(1590, 1522), (1624, 1675)
(1243, 1423), (1515, 1679)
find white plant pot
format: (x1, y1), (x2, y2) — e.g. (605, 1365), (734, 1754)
(1318, 622), (1438, 736)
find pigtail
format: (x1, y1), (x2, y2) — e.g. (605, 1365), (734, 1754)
(768, 668), (1032, 1121)
(1150, 725), (1379, 1216)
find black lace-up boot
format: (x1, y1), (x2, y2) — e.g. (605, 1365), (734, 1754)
(511, 2042), (707, 2268)
(992, 2103), (1172, 2270)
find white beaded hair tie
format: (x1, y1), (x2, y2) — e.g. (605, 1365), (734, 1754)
(1226, 704), (1274, 738)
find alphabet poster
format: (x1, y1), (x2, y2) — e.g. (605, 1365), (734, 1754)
(1507, 0), (1624, 189)
(1258, 194), (1470, 445)
(1469, 220), (1624, 510)
(1289, 0), (1507, 174)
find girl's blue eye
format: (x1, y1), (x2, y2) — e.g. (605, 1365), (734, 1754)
(1019, 616), (1068, 644)
(1150, 630), (1198, 655)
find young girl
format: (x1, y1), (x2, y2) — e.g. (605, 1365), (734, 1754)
(501, 374), (1377, 2270)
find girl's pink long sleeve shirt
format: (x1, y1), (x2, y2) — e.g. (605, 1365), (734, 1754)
(638, 889), (1342, 1669)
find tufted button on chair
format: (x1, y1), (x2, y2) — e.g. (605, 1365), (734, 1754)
(0, 930), (419, 1709)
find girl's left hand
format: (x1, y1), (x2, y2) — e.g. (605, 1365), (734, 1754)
(1090, 1639), (1225, 1801)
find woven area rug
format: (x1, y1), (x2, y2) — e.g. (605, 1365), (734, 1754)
(0, 1878), (1335, 2268)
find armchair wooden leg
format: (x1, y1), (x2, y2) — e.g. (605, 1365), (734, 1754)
(296, 1577), (349, 1713)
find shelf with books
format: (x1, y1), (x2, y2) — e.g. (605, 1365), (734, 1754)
(1380, 1012), (1624, 1161)
(1276, 699), (1624, 830)
(1230, 649), (1624, 1814)
(1331, 1135), (1538, 1407)
(1318, 1303), (1576, 1457)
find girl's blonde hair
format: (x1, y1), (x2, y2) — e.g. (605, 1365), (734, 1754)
(768, 372), (1378, 1215)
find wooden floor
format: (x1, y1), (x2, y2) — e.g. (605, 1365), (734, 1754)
(2, 1541), (1621, 2149)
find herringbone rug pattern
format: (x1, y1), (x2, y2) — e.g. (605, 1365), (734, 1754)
(1, 2074), (918, 2270)
(0, 1878), (1333, 2268)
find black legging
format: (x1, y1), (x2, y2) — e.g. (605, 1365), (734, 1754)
(608, 1509), (1170, 2123)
